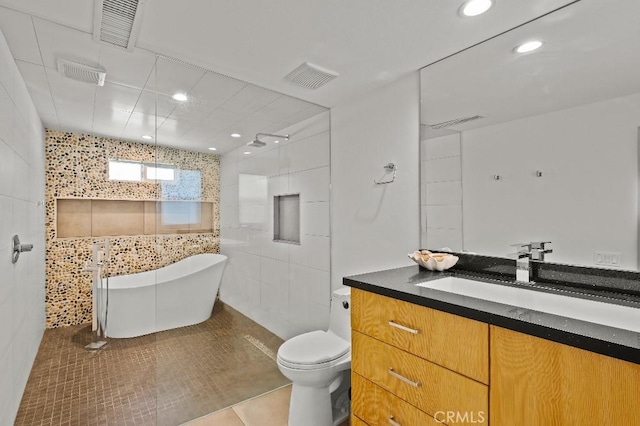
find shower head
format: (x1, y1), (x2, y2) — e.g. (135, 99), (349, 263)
(246, 133), (289, 148)
(246, 138), (267, 148)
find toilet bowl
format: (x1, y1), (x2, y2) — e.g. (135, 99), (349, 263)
(277, 287), (351, 426)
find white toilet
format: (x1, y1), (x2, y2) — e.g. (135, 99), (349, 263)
(277, 287), (351, 426)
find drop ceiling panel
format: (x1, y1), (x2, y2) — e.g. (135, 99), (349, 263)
(132, 90), (175, 119)
(0, 7), (41, 65)
(94, 82), (142, 113)
(228, 116), (280, 139)
(97, 46), (156, 89)
(0, 0), (94, 33)
(253, 95), (317, 123)
(56, 102), (95, 134)
(219, 84), (281, 116)
(33, 18), (100, 70)
(92, 106), (129, 136)
(189, 71), (247, 109)
(156, 117), (196, 140)
(124, 111), (158, 134)
(45, 68), (97, 104)
(200, 108), (244, 131)
(181, 125), (218, 144)
(168, 98), (220, 122)
(153, 57), (206, 96)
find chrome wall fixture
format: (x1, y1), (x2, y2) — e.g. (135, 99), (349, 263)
(247, 133), (290, 148)
(12, 235), (33, 264)
(374, 163), (397, 184)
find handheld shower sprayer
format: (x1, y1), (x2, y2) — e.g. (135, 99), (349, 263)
(247, 133), (290, 148)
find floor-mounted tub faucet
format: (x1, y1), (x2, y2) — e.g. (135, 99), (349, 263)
(514, 241), (552, 283)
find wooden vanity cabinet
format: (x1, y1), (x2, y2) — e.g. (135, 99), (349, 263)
(350, 287), (640, 426)
(490, 326), (640, 426)
(351, 288), (489, 425)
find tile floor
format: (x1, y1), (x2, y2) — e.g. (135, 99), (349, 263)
(185, 384), (350, 426)
(15, 302), (290, 426)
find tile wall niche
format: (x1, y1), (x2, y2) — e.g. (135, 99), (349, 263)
(45, 130), (220, 328)
(219, 112), (331, 339)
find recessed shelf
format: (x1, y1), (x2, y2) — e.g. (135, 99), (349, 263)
(274, 194), (300, 244)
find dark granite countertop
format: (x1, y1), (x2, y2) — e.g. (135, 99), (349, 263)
(344, 264), (640, 365)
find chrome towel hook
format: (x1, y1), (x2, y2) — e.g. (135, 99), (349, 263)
(374, 163), (397, 185)
(12, 235), (34, 264)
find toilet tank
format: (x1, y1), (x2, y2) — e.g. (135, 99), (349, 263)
(329, 287), (351, 341)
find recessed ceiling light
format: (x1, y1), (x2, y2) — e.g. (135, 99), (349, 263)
(515, 40), (543, 53)
(172, 92), (188, 102)
(274, 140), (279, 144)
(208, 147), (217, 151)
(243, 151), (251, 155)
(141, 135), (153, 140)
(231, 133), (241, 138)
(460, 0), (494, 17)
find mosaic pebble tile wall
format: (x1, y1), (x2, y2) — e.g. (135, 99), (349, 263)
(45, 130), (220, 328)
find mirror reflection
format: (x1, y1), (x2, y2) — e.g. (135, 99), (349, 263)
(420, 0), (640, 270)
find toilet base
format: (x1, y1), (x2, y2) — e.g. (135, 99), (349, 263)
(288, 383), (332, 426)
(287, 371), (350, 426)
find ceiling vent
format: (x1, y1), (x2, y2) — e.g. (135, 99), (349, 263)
(427, 115), (484, 129)
(57, 59), (106, 86)
(93, 0), (145, 50)
(284, 62), (339, 90)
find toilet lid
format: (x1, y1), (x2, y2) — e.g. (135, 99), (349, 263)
(278, 331), (350, 366)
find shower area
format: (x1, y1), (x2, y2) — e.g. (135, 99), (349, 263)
(13, 56), (329, 425)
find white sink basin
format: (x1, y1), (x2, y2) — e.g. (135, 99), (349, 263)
(416, 277), (640, 333)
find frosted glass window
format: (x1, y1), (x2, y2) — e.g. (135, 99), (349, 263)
(108, 160), (142, 181)
(274, 194), (300, 244)
(146, 166), (175, 181)
(160, 201), (200, 226)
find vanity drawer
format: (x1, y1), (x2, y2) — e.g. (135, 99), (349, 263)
(352, 331), (488, 420)
(352, 288), (489, 383)
(352, 372), (440, 426)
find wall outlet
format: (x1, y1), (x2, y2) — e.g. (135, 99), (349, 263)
(594, 251), (623, 267)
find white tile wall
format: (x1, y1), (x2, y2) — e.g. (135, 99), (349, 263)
(0, 28), (46, 424)
(421, 133), (463, 251)
(219, 112), (331, 339)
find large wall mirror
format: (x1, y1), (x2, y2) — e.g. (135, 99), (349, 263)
(420, 0), (640, 270)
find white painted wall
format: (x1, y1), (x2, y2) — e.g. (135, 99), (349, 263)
(0, 28), (46, 425)
(331, 73), (420, 290)
(461, 93), (640, 269)
(219, 112), (331, 339)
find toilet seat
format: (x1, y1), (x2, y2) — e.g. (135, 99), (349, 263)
(277, 330), (350, 370)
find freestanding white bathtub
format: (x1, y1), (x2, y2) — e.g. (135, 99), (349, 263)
(103, 253), (228, 338)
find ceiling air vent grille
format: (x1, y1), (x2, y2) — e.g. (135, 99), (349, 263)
(284, 62), (339, 90)
(94, 0), (144, 50)
(57, 59), (106, 86)
(427, 115), (484, 129)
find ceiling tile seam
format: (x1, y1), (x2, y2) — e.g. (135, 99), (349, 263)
(30, 14), (60, 130)
(138, 47), (330, 110)
(121, 55), (157, 138)
(25, 11), (93, 38)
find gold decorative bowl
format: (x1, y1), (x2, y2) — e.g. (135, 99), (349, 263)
(408, 250), (459, 271)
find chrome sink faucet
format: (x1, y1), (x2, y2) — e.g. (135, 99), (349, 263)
(513, 241), (552, 283)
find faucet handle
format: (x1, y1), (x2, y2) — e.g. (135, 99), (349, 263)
(510, 242), (532, 256)
(531, 241), (552, 251)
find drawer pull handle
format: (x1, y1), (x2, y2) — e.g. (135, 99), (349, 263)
(388, 320), (419, 334)
(388, 415), (401, 426)
(388, 368), (421, 387)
